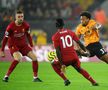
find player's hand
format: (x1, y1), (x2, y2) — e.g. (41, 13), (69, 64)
(76, 49), (90, 57)
(61, 65), (66, 74)
(0, 51), (5, 57)
(83, 50), (90, 57)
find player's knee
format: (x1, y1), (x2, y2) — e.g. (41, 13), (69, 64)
(27, 51), (37, 61)
(31, 56), (37, 61)
(13, 52), (23, 61)
(100, 54), (108, 64)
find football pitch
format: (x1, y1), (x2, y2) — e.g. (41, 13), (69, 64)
(0, 61), (108, 90)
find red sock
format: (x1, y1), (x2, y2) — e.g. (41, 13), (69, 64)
(53, 60), (60, 65)
(80, 68), (96, 84)
(32, 61), (38, 77)
(6, 60), (19, 76)
(52, 62), (67, 81)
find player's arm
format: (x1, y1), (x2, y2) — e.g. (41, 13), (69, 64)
(76, 41), (86, 52)
(52, 37), (63, 64)
(95, 23), (102, 29)
(75, 27), (82, 39)
(73, 32), (90, 56)
(26, 28), (33, 47)
(0, 37), (8, 57)
(76, 40), (90, 56)
(88, 23), (102, 30)
(1, 37), (8, 51)
(1, 25), (11, 52)
(55, 46), (66, 73)
(0, 30), (9, 57)
(72, 32), (86, 51)
(93, 23), (101, 30)
(55, 46), (63, 64)
(76, 33), (81, 39)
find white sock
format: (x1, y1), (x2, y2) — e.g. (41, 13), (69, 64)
(33, 77), (38, 79)
(5, 75), (8, 77)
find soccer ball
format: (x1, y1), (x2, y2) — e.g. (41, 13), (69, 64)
(47, 51), (56, 62)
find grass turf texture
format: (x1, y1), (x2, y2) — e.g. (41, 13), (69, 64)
(0, 61), (108, 90)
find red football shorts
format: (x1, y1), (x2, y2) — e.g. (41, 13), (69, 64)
(62, 53), (81, 68)
(9, 44), (32, 56)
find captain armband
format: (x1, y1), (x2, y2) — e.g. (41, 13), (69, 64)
(5, 31), (9, 37)
(95, 23), (101, 29)
(27, 28), (31, 34)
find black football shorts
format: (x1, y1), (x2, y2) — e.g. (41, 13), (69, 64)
(86, 42), (107, 58)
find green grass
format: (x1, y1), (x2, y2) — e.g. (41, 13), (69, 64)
(0, 61), (108, 90)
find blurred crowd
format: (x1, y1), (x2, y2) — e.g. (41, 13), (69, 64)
(18, 0), (95, 20)
(0, 0), (96, 20)
(0, 0), (108, 42)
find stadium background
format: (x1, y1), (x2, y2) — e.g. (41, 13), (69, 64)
(0, 0), (108, 62)
(0, 0), (108, 90)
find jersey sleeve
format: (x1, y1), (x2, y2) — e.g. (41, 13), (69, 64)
(1, 24), (12, 51)
(26, 32), (33, 47)
(89, 20), (97, 26)
(5, 24), (12, 38)
(1, 37), (8, 51)
(52, 35), (60, 48)
(72, 32), (79, 42)
(75, 26), (81, 36)
(25, 22), (33, 47)
(25, 21), (30, 33)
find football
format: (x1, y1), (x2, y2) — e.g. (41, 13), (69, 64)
(47, 51), (56, 62)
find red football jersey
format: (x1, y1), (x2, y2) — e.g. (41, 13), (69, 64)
(52, 29), (79, 61)
(5, 21), (30, 48)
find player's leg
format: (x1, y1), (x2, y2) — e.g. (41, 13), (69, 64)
(94, 44), (108, 63)
(86, 42), (108, 64)
(72, 60), (98, 86)
(3, 51), (22, 82)
(27, 50), (42, 82)
(51, 60), (71, 86)
(99, 54), (108, 64)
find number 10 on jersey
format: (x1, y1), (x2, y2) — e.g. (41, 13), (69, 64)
(60, 35), (73, 48)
